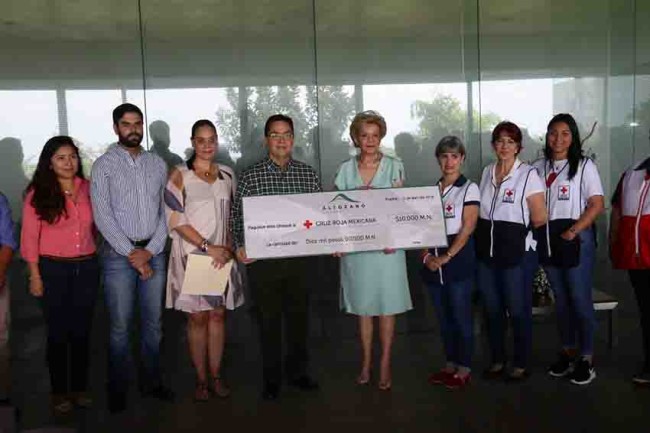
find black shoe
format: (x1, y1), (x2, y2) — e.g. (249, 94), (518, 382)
(548, 351), (575, 377)
(107, 391), (126, 414)
(262, 382), (280, 400)
(288, 375), (319, 391)
(570, 358), (596, 385)
(141, 385), (175, 402)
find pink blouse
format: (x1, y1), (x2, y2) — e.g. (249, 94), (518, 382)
(21, 177), (96, 263)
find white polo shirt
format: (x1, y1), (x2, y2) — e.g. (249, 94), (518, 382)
(532, 157), (604, 221)
(476, 159), (544, 265)
(440, 175), (480, 235)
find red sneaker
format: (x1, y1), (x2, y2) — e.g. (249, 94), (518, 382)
(443, 373), (471, 389)
(427, 369), (454, 385)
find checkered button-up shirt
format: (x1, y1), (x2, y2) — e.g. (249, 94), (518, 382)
(231, 157), (322, 249)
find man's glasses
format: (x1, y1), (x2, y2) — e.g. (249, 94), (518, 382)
(268, 132), (294, 141)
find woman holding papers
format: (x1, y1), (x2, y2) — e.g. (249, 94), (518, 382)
(21, 136), (99, 414)
(532, 114), (604, 385)
(421, 136), (479, 390)
(334, 111), (412, 391)
(475, 121), (547, 382)
(164, 119), (243, 401)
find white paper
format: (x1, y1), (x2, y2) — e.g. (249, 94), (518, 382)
(181, 253), (233, 296)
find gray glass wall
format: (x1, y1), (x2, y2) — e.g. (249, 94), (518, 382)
(0, 0), (647, 250)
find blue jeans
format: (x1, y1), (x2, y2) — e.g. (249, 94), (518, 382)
(426, 278), (474, 369)
(478, 251), (537, 369)
(102, 244), (166, 393)
(544, 229), (596, 356)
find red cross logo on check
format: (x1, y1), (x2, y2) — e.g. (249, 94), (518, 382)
(506, 190), (513, 197)
(446, 205), (453, 212)
(303, 220), (313, 229)
(560, 186), (568, 194)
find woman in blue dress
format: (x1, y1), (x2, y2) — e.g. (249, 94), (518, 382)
(334, 111), (412, 390)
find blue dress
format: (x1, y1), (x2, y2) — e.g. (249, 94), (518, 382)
(334, 154), (413, 316)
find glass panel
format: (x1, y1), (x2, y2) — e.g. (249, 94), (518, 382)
(0, 90), (58, 218)
(66, 89), (123, 172)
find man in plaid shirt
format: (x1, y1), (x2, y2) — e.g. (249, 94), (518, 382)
(231, 114), (322, 400)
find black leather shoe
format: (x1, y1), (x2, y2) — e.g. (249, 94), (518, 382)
(288, 375), (319, 391)
(262, 382), (280, 400)
(141, 385), (175, 402)
(107, 391), (126, 414)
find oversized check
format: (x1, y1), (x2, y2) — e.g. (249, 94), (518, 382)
(243, 186), (448, 259)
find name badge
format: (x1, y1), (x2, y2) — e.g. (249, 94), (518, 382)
(558, 184), (570, 201)
(444, 202), (455, 218)
(503, 188), (515, 203)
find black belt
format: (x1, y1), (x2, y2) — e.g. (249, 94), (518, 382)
(130, 238), (151, 248)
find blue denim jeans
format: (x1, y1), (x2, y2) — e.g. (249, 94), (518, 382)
(101, 244), (166, 393)
(544, 229), (596, 356)
(478, 251), (537, 369)
(426, 278), (474, 369)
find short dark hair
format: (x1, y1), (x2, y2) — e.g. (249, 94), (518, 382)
(264, 114), (294, 137)
(112, 103), (143, 125)
(435, 136), (466, 157)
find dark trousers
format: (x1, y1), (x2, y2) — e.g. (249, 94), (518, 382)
(247, 257), (313, 386)
(629, 270), (650, 371)
(40, 257), (99, 394)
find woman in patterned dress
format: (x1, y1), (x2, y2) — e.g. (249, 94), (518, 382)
(164, 120), (244, 401)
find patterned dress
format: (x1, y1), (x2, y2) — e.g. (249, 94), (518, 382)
(334, 154), (413, 316)
(164, 164), (244, 312)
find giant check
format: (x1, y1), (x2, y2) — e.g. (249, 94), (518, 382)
(243, 186), (448, 259)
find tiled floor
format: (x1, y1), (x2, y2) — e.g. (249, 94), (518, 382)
(7, 256), (650, 432)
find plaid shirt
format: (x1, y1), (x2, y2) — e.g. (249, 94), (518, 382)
(231, 156), (322, 248)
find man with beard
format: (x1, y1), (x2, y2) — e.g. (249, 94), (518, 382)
(91, 103), (173, 413)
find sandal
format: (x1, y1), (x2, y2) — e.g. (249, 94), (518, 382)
(52, 395), (73, 415)
(211, 376), (231, 398)
(194, 382), (210, 402)
(378, 381), (392, 391)
(71, 391), (93, 408)
(356, 370), (371, 386)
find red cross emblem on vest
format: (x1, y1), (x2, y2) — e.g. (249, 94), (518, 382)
(444, 203), (455, 218)
(558, 184), (570, 201)
(503, 188), (515, 203)
(303, 220), (313, 229)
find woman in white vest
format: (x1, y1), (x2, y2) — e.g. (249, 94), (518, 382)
(610, 129), (650, 387)
(421, 136), (479, 390)
(476, 121), (547, 381)
(532, 114), (604, 386)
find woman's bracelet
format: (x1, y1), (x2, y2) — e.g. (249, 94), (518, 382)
(422, 253), (432, 264)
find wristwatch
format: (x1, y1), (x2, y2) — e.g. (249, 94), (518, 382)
(200, 239), (209, 253)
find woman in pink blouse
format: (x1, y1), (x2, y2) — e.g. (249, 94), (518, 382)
(21, 136), (98, 415)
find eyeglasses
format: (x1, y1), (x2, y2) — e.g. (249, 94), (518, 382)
(268, 132), (294, 141)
